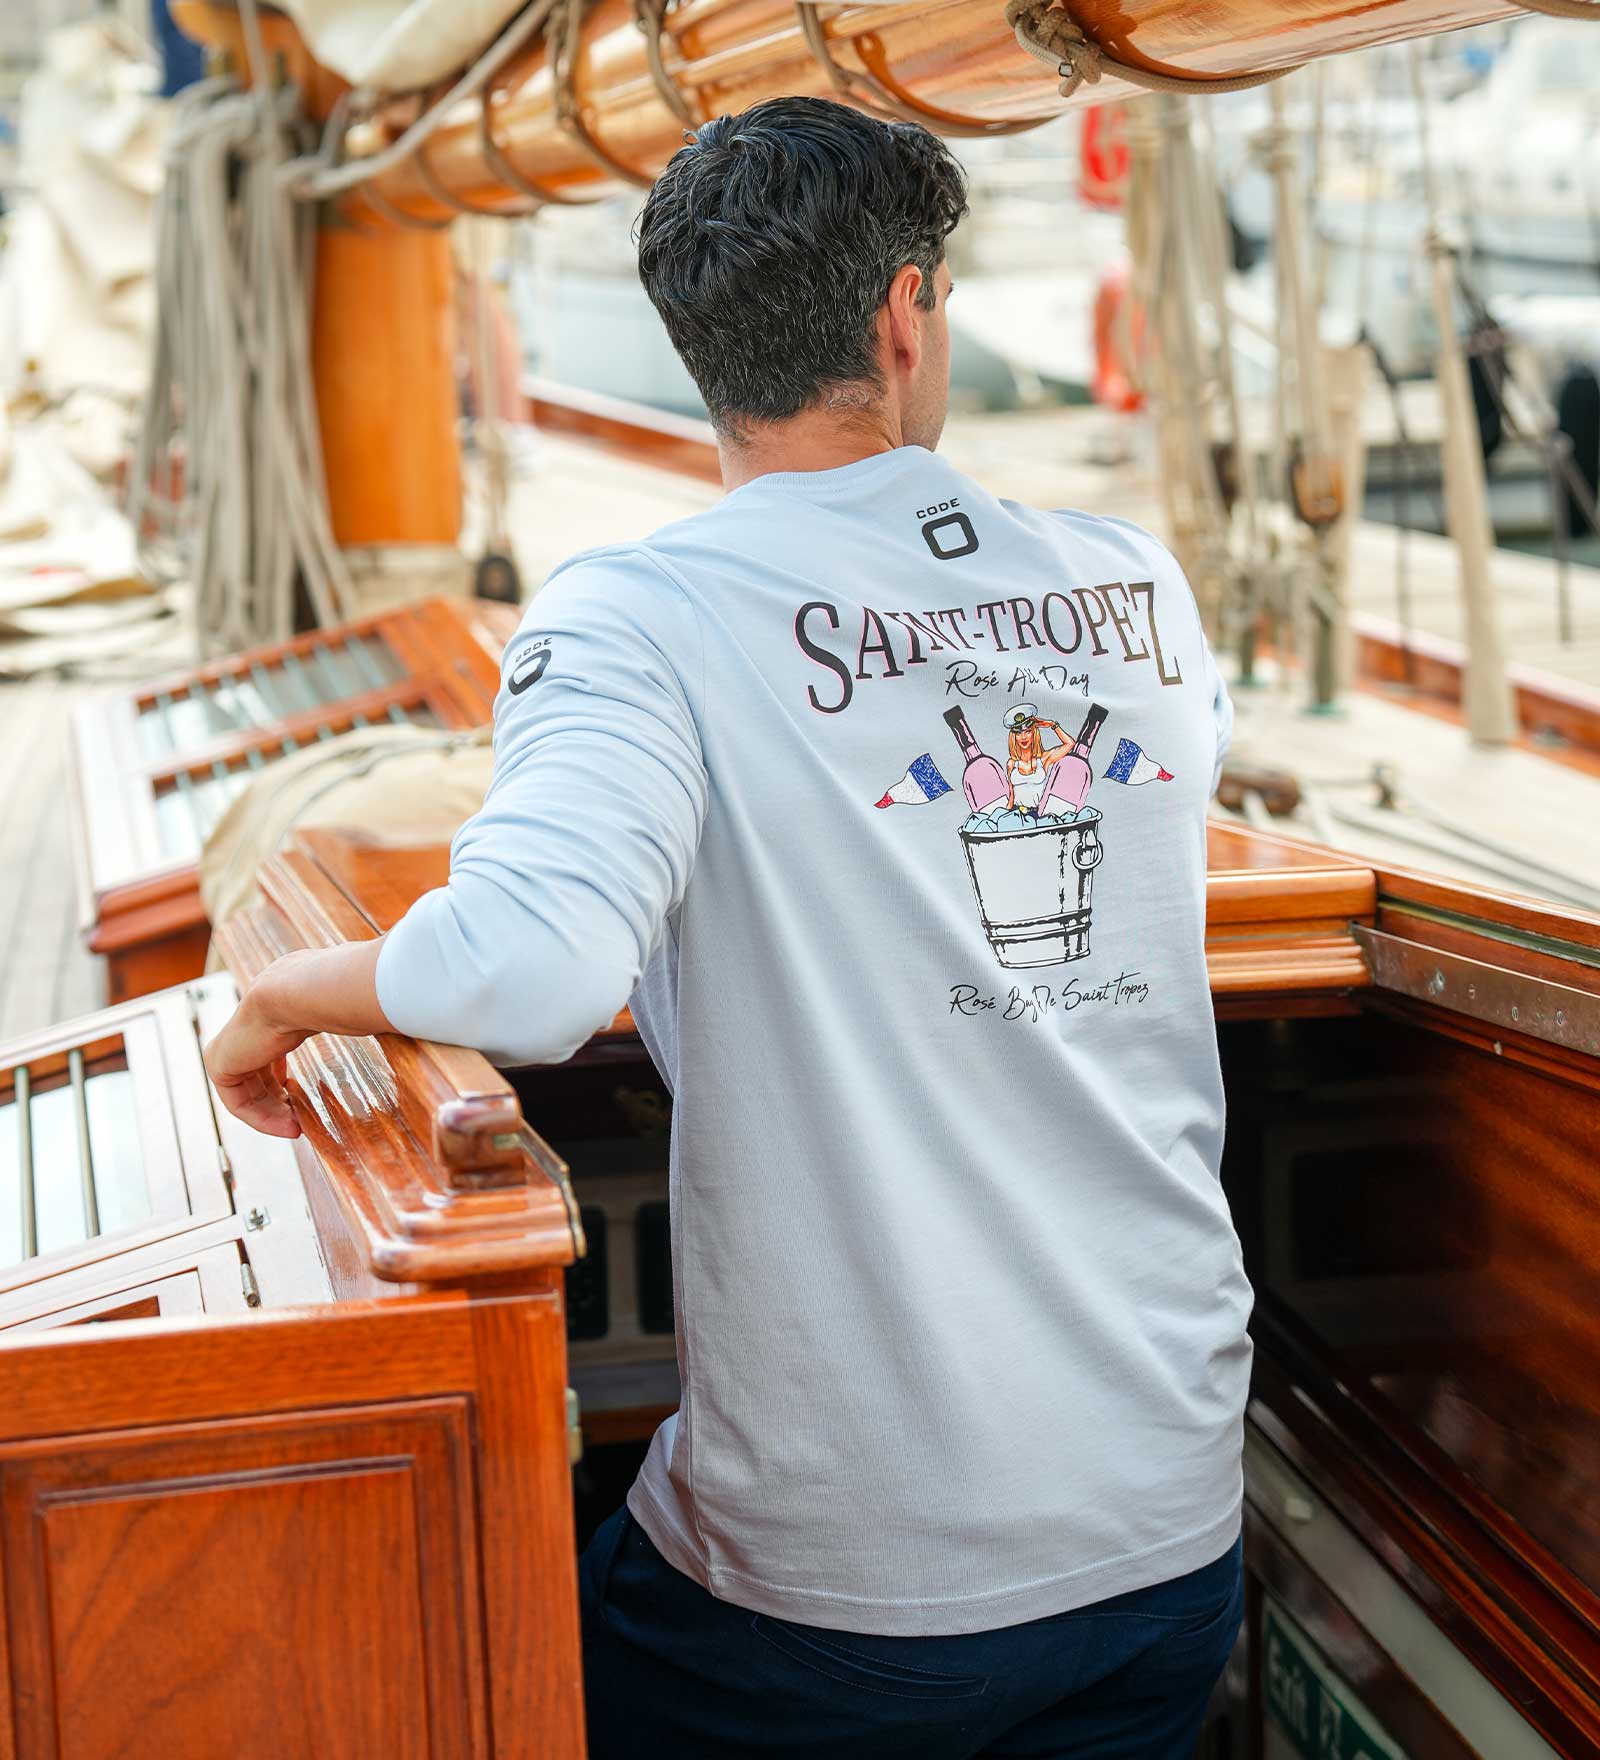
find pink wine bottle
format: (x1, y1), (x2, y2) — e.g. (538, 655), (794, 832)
(943, 706), (1009, 813)
(1037, 704), (1107, 817)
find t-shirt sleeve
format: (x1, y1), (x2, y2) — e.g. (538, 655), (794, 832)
(1203, 632), (1234, 797)
(374, 548), (707, 1066)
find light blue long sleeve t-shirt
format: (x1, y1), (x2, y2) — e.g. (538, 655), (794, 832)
(375, 444), (1252, 1636)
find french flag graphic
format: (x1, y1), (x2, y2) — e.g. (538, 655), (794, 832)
(1104, 737), (1173, 786)
(876, 753), (952, 807)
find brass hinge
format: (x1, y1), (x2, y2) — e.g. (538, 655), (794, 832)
(566, 1387), (583, 1466)
(240, 1262), (261, 1308)
(1353, 925), (1600, 1057)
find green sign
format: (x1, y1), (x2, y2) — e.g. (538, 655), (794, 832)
(1263, 1597), (1409, 1760)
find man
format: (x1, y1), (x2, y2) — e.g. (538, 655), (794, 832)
(206, 96), (1251, 1759)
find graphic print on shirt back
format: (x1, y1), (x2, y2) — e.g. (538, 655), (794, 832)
(794, 572), (1191, 972)
(874, 696), (1175, 969)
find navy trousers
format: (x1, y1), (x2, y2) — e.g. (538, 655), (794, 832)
(580, 1506), (1242, 1758)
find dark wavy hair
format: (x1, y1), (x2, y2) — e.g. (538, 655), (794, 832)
(635, 97), (968, 438)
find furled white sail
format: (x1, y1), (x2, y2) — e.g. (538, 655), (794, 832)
(275, 0), (526, 92)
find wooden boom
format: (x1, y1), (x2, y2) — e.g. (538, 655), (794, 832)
(166, 0), (1532, 553)
(331, 0), (1527, 224)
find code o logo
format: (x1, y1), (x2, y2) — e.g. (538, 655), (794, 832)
(507, 643), (552, 694)
(921, 512), (979, 560)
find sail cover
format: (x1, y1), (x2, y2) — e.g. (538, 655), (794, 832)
(275, 0), (527, 92)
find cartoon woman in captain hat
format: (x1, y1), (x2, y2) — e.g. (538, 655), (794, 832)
(1003, 702), (1069, 814)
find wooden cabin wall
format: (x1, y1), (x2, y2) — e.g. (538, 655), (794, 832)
(1222, 1005), (1600, 1568)
(1220, 1003), (1600, 1754)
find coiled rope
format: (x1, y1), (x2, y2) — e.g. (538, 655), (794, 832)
(130, 67), (356, 654)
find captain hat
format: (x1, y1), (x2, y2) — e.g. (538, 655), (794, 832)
(1003, 701), (1038, 732)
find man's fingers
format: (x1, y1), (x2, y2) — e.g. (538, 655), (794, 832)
(213, 1070), (302, 1140)
(233, 1098), (303, 1140)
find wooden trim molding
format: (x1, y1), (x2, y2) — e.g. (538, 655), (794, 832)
(523, 378), (722, 485)
(1353, 613), (1600, 767)
(213, 838), (581, 1285)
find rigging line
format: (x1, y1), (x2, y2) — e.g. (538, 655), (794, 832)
(547, 0), (654, 187)
(635, 0), (699, 131)
(1444, 213), (1594, 518)
(1355, 68), (1379, 335)
(1462, 312), (1580, 641)
(414, 88), (524, 216)
(797, 3), (1036, 138)
(1357, 328), (1428, 681)
(479, 81), (592, 207)
(290, 0), (558, 201)
(1472, 348), (1600, 540)
(132, 72), (355, 653)
(1006, 0), (1300, 99)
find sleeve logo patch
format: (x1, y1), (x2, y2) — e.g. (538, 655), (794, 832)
(507, 638), (553, 694)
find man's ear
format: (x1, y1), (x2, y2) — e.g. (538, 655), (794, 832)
(883, 263), (927, 378)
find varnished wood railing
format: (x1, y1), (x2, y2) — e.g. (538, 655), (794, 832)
(212, 832), (583, 1284)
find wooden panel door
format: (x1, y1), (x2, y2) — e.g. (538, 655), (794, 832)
(0, 1399), (487, 1760)
(0, 988), (234, 1303)
(0, 1292), (584, 1760)
(0, 1242), (248, 1333)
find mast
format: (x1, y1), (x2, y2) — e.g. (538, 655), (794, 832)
(1407, 41), (1518, 746)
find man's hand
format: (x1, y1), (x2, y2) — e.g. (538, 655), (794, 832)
(203, 941), (392, 1139)
(203, 972), (308, 1139)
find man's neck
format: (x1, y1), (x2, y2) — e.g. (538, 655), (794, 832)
(716, 404), (908, 493)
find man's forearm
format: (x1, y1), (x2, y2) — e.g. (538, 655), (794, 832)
(204, 940), (394, 1139)
(249, 940), (394, 1041)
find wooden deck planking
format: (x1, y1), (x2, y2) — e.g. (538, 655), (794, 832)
(1222, 672), (1600, 909)
(0, 678), (104, 1040)
(1347, 521), (1600, 694)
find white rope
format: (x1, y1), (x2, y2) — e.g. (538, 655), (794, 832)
(129, 71), (356, 655)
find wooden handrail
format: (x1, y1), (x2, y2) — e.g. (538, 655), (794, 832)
(524, 378), (721, 484)
(212, 833), (583, 1283)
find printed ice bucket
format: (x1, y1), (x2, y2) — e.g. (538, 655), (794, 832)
(958, 808), (1104, 969)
